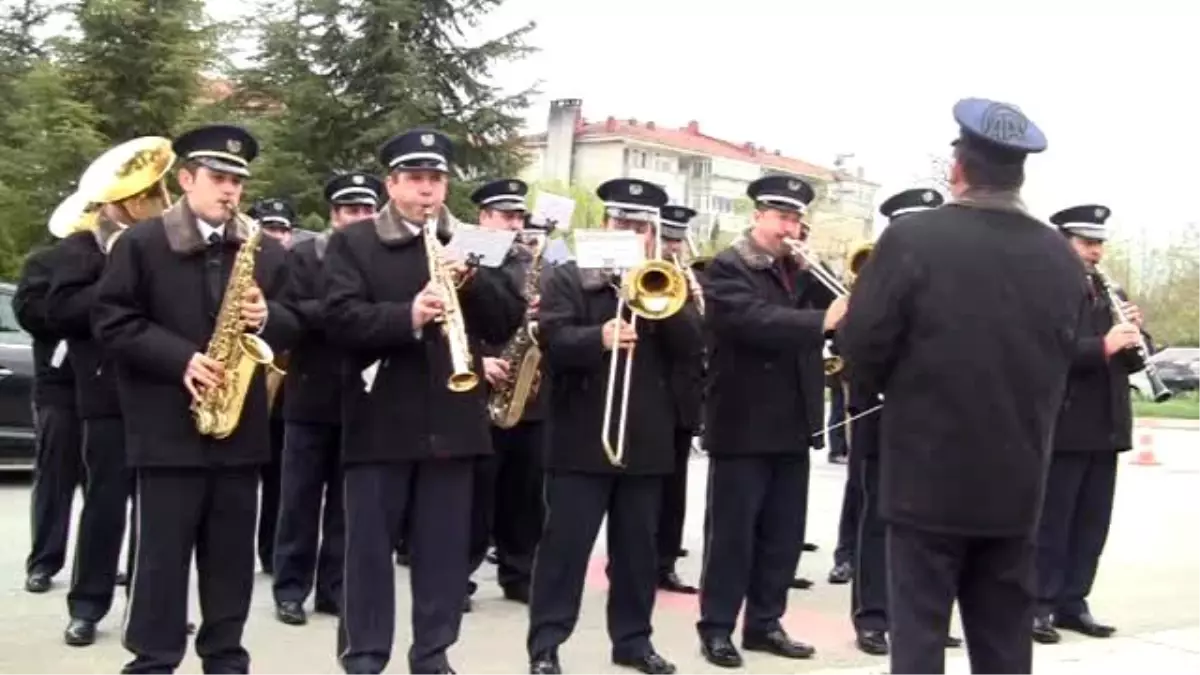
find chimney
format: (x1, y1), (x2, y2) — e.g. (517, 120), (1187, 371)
(742, 142), (755, 154)
(686, 121), (700, 134)
(544, 98), (582, 186)
(605, 116), (616, 131)
(646, 121), (655, 130)
(628, 118), (637, 126)
(773, 149), (781, 156)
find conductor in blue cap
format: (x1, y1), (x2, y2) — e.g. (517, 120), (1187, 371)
(322, 129), (525, 674)
(837, 99), (1095, 673)
(527, 178), (704, 675)
(1032, 204), (1151, 647)
(269, 171), (382, 629)
(696, 174), (840, 667)
(93, 123), (300, 673)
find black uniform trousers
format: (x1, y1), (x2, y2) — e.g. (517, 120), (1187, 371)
(697, 454), (809, 641)
(490, 420), (545, 590)
(887, 523), (1034, 674)
(656, 427), (692, 576)
(469, 454), (497, 576)
(833, 455), (862, 567)
(122, 467), (259, 674)
(26, 404), (84, 577)
(1035, 451), (1118, 619)
(338, 460), (473, 675)
(258, 415), (284, 573)
(272, 422), (345, 609)
(850, 452), (886, 632)
(527, 472), (663, 661)
(67, 416), (133, 623)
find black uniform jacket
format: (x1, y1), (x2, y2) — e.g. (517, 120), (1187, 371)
(92, 199), (298, 469)
(537, 261), (704, 475)
(1053, 275), (1136, 454)
(281, 232), (342, 426)
(323, 204), (525, 465)
(837, 194), (1091, 538)
(481, 244), (549, 423)
(701, 237), (833, 458)
(12, 244), (76, 409)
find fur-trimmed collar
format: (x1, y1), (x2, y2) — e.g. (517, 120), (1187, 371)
(161, 198), (251, 255)
(372, 201), (457, 246)
(948, 187), (1031, 217)
(730, 231), (781, 270)
(93, 214), (125, 255)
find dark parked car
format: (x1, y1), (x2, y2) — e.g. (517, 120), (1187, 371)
(1130, 347), (1200, 399)
(0, 282), (35, 470)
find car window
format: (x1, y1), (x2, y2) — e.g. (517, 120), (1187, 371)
(0, 291), (21, 332)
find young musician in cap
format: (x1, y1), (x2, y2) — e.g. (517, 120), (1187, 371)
(1032, 204), (1147, 645)
(837, 99), (1092, 674)
(14, 232), (82, 595)
(841, 188), (962, 656)
(323, 129), (524, 674)
(696, 174), (839, 667)
(527, 178), (702, 675)
(93, 123), (298, 673)
(48, 137), (177, 647)
(271, 172), (382, 627)
(468, 177), (545, 606)
(653, 204), (704, 596)
(253, 197), (297, 249)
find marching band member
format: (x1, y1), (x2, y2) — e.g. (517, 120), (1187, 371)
(527, 178), (703, 675)
(271, 174), (381, 625)
(655, 204), (704, 595)
(470, 177), (545, 606)
(842, 187), (962, 656)
(1033, 204), (1144, 644)
(837, 98), (1091, 674)
(696, 175), (840, 668)
(94, 124), (298, 673)
(14, 234), (82, 594)
(324, 128), (524, 674)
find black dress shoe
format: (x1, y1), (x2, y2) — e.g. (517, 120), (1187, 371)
(743, 629), (815, 659)
(395, 551), (411, 567)
(803, 542), (819, 552)
(187, 622), (196, 635)
(827, 562), (852, 584)
(64, 618), (96, 646)
(789, 577), (813, 590)
(115, 571), (128, 586)
(855, 629), (889, 655)
(314, 599), (340, 615)
(946, 635), (963, 648)
(699, 636), (743, 668)
(25, 571), (51, 593)
(486, 549), (499, 565)
(275, 601), (307, 626)
(657, 571), (698, 594)
(529, 650), (561, 674)
(502, 584), (530, 604)
(1032, 616), (1061, 644)
(676, 548), (689, 558)
(1055, 612), (1116, 638)
(614, 650), (676, 674)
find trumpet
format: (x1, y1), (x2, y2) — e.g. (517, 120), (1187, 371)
(601, 218), (690, 467)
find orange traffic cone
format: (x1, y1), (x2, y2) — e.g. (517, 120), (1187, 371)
(1131, 432), (1161, 466)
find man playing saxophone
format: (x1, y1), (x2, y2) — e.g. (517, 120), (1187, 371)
(323, 128), (525, 675)
(93, 124), (298, 674)
(271, 174), (381, 627)
(527, 178), (703, 675)
(467, 177), (545, 607)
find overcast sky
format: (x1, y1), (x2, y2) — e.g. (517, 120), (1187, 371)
(208, 0), (1197, 244)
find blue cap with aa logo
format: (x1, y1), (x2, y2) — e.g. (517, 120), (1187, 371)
(953, 98), (1047, 155)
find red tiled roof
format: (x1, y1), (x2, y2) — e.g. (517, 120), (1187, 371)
(527, 116), (841, 181)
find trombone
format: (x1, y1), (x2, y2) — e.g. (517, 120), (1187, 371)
(601, 211), (690, 467)
(783, 237), (850, 374)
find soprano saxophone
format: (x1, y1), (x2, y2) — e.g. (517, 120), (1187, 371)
(424, 208), (479, 392)
(192, 210), (285, 438)
(487, 234), (548, 428)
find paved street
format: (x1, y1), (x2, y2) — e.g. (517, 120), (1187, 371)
(0, 424), (1197, 673)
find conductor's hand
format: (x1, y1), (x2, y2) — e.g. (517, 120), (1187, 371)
(1104, 323), (1142, 357)
(483, 357), (511, 387)
(602, 318), (637, 351)
(823, 296), (849, 333)
(184, 353), (224, 400)
(1121, 301), (1144, 327)
(412, 282), (446, 329)
(241, 285), (268, 330)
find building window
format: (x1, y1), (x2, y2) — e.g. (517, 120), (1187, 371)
(709, 196), (735, 213)
(627, 149), (649, 169)
(654, 155), (673, 173)
(691, 160), (711, 178)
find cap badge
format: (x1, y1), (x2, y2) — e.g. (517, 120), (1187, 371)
(629, 183), (643, 196)
(922, 191), (934, 203)
(352, 175), (365, 185)
(787, 180), (801, 191)
(273, 202), (283, 211)
(227, 139), (242, 154)
(980, 103), (1028, 143)
(1095, 207), (1107, 219)
(508, 181), (518, 192)
(420, 133), (435, 147)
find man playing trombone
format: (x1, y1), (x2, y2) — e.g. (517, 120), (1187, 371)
(696, 174), (844, 668)
(527, 178), (703, 675)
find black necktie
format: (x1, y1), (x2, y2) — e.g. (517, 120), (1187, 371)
(204, 232), (225, 313)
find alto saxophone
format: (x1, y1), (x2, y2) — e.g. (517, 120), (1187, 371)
(487, 235), (548, 428)
(192, 211), (285, 439)
(423, 209), (479, 392)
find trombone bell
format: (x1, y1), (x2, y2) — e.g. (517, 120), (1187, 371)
(620, 259), (689, 320)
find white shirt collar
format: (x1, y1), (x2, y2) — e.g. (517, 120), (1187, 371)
(197, 218), (225, 243)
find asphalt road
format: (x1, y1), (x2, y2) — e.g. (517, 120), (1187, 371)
(0, 426), (1197, 673)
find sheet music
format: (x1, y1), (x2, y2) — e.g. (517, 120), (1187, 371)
(573, 230), (645, 270)
(444, 227), (517, 268)
(543, 238), (573, 265)
(531, 192), (576, 231)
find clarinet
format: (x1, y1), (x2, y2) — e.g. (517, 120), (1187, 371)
(1093, 268), (1172, 403)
